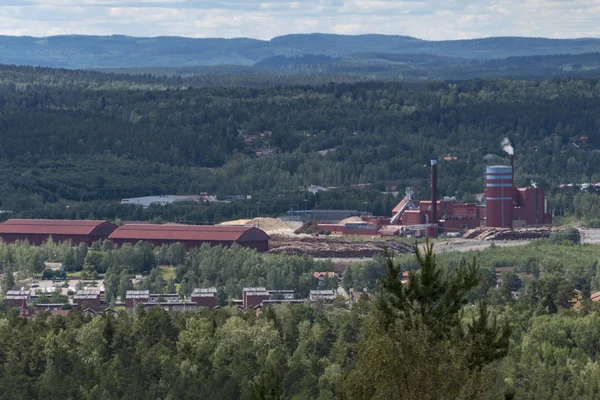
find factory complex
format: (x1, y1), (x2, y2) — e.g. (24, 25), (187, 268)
(317, 155), (552, 238)
(0, 151), (552, 247)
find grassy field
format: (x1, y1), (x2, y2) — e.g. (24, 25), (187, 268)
(160, 266), (177, 281)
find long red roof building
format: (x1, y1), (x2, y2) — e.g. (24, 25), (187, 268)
(0, 219), (117, 246)
(108, 224), (269, 252)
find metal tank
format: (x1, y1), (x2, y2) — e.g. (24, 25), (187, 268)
(485, 165), (514, 228)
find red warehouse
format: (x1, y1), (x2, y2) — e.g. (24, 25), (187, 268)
(0, 219), (117, 246)
(108, 224), (269, 252)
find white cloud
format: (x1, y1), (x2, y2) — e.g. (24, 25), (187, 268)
(0, 0), (600, 39)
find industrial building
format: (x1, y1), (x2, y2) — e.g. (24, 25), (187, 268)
(391, 156), (552, 236)
(0, 219), (269, 252)
(108, 224), (269, 252)
(121, 195), (210, 208)
(485, 165), (552, 228)
(0, 219), (117, 246)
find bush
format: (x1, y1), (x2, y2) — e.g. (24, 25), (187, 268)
(547, 227), (581, 245)
(42, 269), (67, 280)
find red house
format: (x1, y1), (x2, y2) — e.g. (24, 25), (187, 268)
(243, 287), (271, 309)
(125, 290), (149, 308)
(191, 288), (218, 309)
(72, 290), (102, 311)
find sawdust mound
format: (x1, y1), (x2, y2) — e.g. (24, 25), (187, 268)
(339, 216), (364, 224)
(220, 217), (294, 234)
(219, 219), (252, 226)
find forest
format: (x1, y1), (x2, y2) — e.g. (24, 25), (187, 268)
(2, 235), (600, 399)
(2, 64), (600, 223)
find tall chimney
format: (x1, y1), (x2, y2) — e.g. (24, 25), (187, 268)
(431, 160), (438, 225)
(510, 154), (514, 180)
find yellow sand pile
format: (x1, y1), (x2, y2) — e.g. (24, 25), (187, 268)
(220, 217), (295, 234)
(220, 219), (252, 226)
(339, 216), (364, 224)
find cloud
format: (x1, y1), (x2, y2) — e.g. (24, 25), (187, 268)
(0, 0), (600, 39)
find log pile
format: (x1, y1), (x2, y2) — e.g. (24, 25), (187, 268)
(463, 227), (554, 241)
(268, 235), (414, 258)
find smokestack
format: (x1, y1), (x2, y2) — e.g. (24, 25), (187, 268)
(431, 160), (438, 225)
(510, 154), (514, 180)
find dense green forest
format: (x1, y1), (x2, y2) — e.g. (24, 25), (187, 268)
(2, 64), (600, 222)
(3, 238), (600, 398)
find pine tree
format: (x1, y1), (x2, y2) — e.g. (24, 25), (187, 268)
(1, 266), (15, 294)
(345, 240), (511, 399)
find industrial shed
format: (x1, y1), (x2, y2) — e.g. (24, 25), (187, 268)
(108, 224), (270, 252)
(0, 219), (117, 246)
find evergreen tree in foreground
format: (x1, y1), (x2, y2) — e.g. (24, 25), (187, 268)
(345, 241), (511, 399)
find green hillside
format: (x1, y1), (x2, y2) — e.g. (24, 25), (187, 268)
(3, 34), (600, 69)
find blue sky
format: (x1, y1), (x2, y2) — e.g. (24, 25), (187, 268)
(0, 0), (599, 40)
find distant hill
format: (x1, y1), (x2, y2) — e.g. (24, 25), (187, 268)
(2, 34), (600, 69)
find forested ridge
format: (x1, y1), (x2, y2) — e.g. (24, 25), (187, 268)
(2, 65), (600, 222)
(4, 33), (600, 69)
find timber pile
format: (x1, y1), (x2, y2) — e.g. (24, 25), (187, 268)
(268, 235), (413, 258)
(463, 227), (554, 241)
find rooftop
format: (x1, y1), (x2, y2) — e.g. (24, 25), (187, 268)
(310, 290), (336, 296)
(5, 295), (29, 300)
(6, 289), (29, 296)
(109, 224), (269, 242)
(313, 272), (337, 279)
(246, 291), (270, 297)
(0, 219), (116, 236)
(126, 290), (150, 299)
(243, 287), (267, 292)
(193, 288), (218, 294)
(75, 290), (101, 296)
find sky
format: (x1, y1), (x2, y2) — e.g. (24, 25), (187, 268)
(0, 0), (599, 40)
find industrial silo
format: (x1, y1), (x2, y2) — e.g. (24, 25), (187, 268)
(485, 165), (514, 228)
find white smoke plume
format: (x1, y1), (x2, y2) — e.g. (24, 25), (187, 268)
(501, 137), (514, 155)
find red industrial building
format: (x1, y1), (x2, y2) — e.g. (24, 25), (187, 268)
(485, 165), (552, 228)
(0, 219), (117, 246)
(391, 158), (552, 236)
(108, 224), (270, 252)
